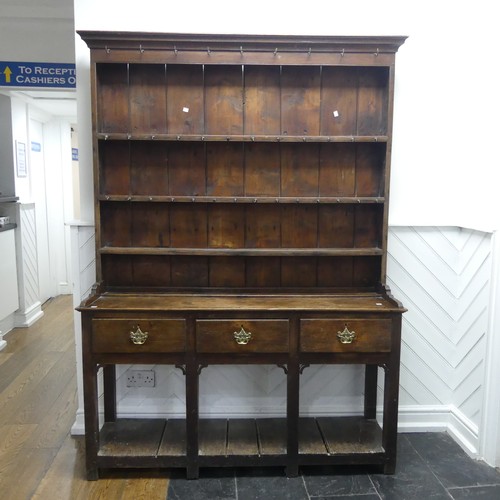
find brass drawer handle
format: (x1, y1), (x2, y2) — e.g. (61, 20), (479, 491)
(234, 326), (252, 345)
(130, 326), (149, 345)
(337, 325), (356, 344)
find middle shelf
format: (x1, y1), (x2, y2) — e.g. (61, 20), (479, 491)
(98, 140), (387, 200)
(99, 247), (383, 257)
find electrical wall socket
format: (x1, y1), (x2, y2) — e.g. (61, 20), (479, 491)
(126, 369), (155, 388)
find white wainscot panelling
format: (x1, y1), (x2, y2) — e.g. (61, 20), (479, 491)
(387, 226), (492, 456)
(70, 223), (96, 435)
(72, 225), (494, 460)
(13, 203), (43, 327)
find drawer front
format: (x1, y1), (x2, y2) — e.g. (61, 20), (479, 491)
(92, 319), (186, 353)
(300, 319), (392, 353)
(196, 319), (289, 353)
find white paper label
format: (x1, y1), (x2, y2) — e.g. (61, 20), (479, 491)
(333, 110), (339, 118)
(182, 107), (189, 113)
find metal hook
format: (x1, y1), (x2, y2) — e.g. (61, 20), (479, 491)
(139, 44), (144, 53)
(240, 46), (244, 55)
(274, 48), (278, 56)
(374, 48), (379, 57)
(308, 47), (312, 55)
(174, 45), (178, 55)
(207, 46), (211, 55)
(341, 48), (345, 57)
(105, 46), (110, 54)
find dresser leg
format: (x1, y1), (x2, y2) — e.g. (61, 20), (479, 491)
(103, 364), (117, 422)
(186, 354), (199, 481)
(287, 351), (300, 479)
(364, 364), (378, 419)
(383, 460), (396, 474)
(86, 468), (99, 481)
(186, 465), (199, 479)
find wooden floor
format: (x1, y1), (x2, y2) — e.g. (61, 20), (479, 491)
(0, 295), (169, 499)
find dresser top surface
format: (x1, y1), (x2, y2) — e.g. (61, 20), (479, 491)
(79, 292), (404, 313)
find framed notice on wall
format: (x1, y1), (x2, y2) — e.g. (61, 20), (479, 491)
(16, 141), (27, 177)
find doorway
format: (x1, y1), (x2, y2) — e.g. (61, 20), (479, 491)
(1, 89), (77, 305)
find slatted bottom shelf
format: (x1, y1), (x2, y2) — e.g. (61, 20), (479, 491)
(97, 416), (384, 467)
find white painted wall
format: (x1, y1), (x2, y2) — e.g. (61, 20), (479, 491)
(0, 0), (74, 62)
(73, 0), (500, 232)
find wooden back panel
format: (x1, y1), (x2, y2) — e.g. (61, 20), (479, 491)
(86, 33), (404, 293)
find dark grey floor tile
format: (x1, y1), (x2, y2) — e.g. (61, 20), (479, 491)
(448, 484), (500, 499)
(309, 495), (380, 500)
(236, 467), (309, 500)
(406, 432), (500, 488)
(302, 465), (376, 497)
(370, 435), (451, 500)
(167, 468), (236, 500)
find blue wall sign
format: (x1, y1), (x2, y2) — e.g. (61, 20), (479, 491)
(72, 148), (79, 161)
(0, 61), (76, 89)
(31, 142), (42, 152)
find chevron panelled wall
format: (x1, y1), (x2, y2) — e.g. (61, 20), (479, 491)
(387, 227), (492, 452)
(71, 226), (493, 453)
(14, 203), (44, 327)
(77, 225), (97, 301)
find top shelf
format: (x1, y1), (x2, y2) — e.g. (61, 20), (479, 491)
(97, 133), (388, 143)
(79, 31), (407, 53)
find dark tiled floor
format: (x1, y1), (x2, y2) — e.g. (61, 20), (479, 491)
(167, 433), (500, 499)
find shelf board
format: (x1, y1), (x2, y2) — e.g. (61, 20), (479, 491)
(99, 247), (383, 257)
(99, 195), (385, 204)
(97, 416), (382, 459)
(99, 418), (168, 457)
(97, 133), (388, 143)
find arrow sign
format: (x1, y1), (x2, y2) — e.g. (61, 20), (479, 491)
(3, 66), (12, 83)
(0, 61), (76, 88)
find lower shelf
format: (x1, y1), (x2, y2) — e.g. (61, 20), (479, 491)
(97, 416), (384, 466)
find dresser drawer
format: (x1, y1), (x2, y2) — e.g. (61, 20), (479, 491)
(92, 319), (186, 353)
(300, 319), (392, 353)
(196, 319), (289, 353)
